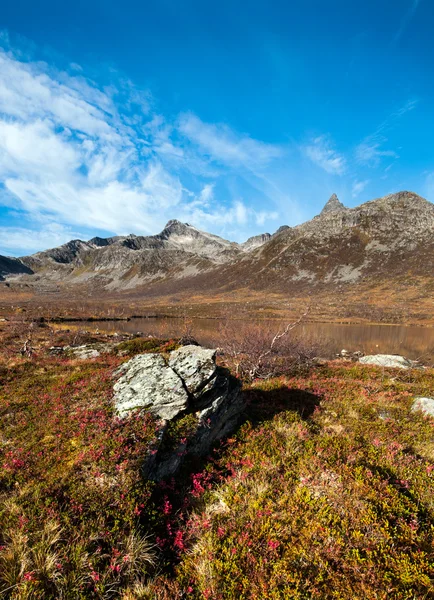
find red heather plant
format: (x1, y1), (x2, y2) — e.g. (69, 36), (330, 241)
(0, 352), (162, 598)
(1, 330), (434, 599)
(171, 364), (434, 599)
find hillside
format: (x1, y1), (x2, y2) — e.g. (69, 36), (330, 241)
(1, 191), (433, 314)
(223, 190), (434, 290)
(0, 255), (33, 281)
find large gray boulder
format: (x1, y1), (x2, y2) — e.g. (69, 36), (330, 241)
(168, 345), (217, 395)
(411, 397), (434, 418)
(112, 345), (244, 480)
(359, 354), (416, 369)
(113, 354), (189, 420)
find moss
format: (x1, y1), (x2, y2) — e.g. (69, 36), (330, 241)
(114, 337), (168, 356)
(174, 363), (434, 599)
(0, 354), (160, 598)
(161, 413), (200, 453)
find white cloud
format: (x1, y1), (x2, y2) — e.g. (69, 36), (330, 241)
(304, 136), (346, 175)
(355, 136), (398, 166)
(178, 113), (282, 170)
(197, 183), (214, 206)
(0, 52), (117, 138)
(0, 223), (83, 255)
(355, 99), (418, 167)
(254, 209), (279, 226)
(0, 44), (283, 253)
(352, 179), (370, 197)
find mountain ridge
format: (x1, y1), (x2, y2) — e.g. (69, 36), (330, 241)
(1, 191), (433, 296)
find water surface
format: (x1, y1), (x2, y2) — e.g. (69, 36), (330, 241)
(67, 317), (434, 364)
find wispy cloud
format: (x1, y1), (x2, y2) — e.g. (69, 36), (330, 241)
(355, 137), (398, 166)
(178, 113), (282, 170)
(303, 136), (346, 175)
(394, 0), (422, 44)
(352, 179), (370, 198)
(355, 99), (418, 167)
(0, 43), (285, 253)
(0, 222), (84, 255)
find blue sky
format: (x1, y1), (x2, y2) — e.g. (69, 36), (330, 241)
(0, 0), (433, 255)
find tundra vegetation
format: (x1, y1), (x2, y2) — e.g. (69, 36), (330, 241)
(0, 318), (433, 599)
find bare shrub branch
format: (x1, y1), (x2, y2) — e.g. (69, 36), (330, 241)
(218, 305), (326, 381)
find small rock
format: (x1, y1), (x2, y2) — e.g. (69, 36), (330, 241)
(49, 346), (65, 355)
(51, 343), (115, 359)
(411, 397), (434, 418)
(359, 354), (416, 369)
(68, 346), (101, 359)
(312, 357), (328, 366)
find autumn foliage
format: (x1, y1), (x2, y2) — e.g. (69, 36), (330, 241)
(1, 325), (434, 599)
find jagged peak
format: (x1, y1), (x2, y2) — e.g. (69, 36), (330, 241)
(163, 219), (192, 231)
(243, 233), (271, 243)
(241, 233), (271, 252)
(274, 225), (290, 236)
(320, 193), (347, 215)
(378, 191), (431, 206)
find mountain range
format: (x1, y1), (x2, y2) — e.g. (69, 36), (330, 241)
(1, 191), (433, 300)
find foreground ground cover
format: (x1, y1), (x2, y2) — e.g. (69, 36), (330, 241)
(0, 331), (434, 599)
(0, 342), (171, 599)
(152, 364), (434, 599)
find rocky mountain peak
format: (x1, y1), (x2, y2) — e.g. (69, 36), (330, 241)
(241, 233), (272, 252)
(320, 193), (346, 215)
(89, 236), (110, 247)
(163, 219), (192, 232)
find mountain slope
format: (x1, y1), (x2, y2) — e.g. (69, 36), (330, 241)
(0, 255), (33, 281)
(11, 221), (244, 289)
(1, 191), (433, 296)
(218, 191), (434, 291)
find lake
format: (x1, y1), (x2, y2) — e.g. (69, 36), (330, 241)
(65, 317), (434, 364)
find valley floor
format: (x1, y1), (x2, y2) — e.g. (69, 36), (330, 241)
(1, 274), (434, 326)
(0, 323), (434, 598)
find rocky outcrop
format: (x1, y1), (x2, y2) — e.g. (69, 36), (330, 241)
(242, 233), (272, 252)
(0, 255), (33, 280)
(320, 193), (347, 215)
(67, 345), (102, 360)
(168, 345), (216, 395)
(112, 345), (243, 480)
(49, 342), (115, 359)
(359, 354), (418, 369)
(114, 353), (190, 420)
(411, 397), (434, 418)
